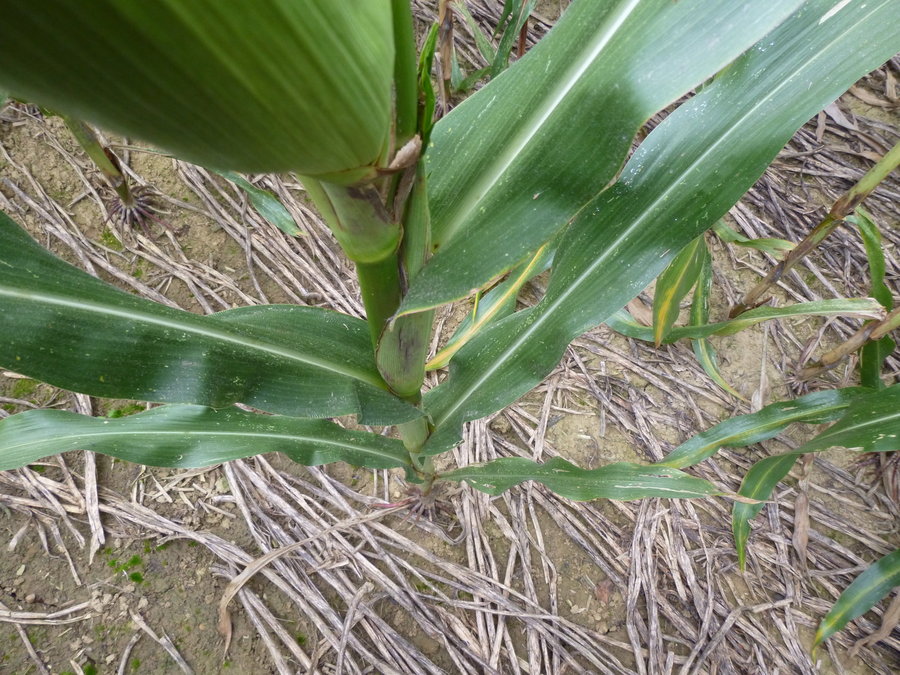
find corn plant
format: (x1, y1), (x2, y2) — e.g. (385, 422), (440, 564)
(0, 0), (899, 646)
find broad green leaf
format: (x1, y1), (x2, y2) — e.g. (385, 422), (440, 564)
(652, 236), (707, 345)
(657, 387), (868, 470)
(814, 549), (900, 649)
(797, 384), (900, 454)
(689, 248), (745, 399)
(0, 405), (410, 472)
(732, 452), (800, 569)
(733, 384), (900, 567)
(0, 211), (416, 425)
(403, 0), (806, 314)
(427, 242), (554, 370)
(421, 0), (900, 455)
(712, 221), (794, 258)
(848, 208), (892, 310)
(440, 457), (722, 501)
(216, 171), (302, 237)
(607, 298), (884, 343)
(0, 1), (394, 178)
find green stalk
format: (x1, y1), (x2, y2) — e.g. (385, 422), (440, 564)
(298, 3), (437, 476)
(399, 416), (434, 485)
(387, 10), (439, 476)
(733, 139), (900, 317)
(356, 256), (402, 348)
(301, 176), (432, 401)
(318, 181), (401, 263)
(62, 114), (132, 205)
(299, 176), (403, 346)
(376, 168), (434, 399)
(303, 174), (438, 483)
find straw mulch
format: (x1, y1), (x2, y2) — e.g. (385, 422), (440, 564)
(0, 3), (897, 673)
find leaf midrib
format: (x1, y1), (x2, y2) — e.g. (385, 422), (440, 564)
(660, 399), (854, 468)
(436, 0), (643, 244)
(813, 408), (900, 446)
(6, 428), (406, 463)
(0, 286), (383, 388)
(432, 2), (880, 429)
(818, 551), (900, 639)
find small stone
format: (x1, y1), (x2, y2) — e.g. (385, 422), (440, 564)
(137, 597), (149, 610)
(24, 593), (35, 603)
(490, 416), (511, 434)
(15, 564), (25, 577)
